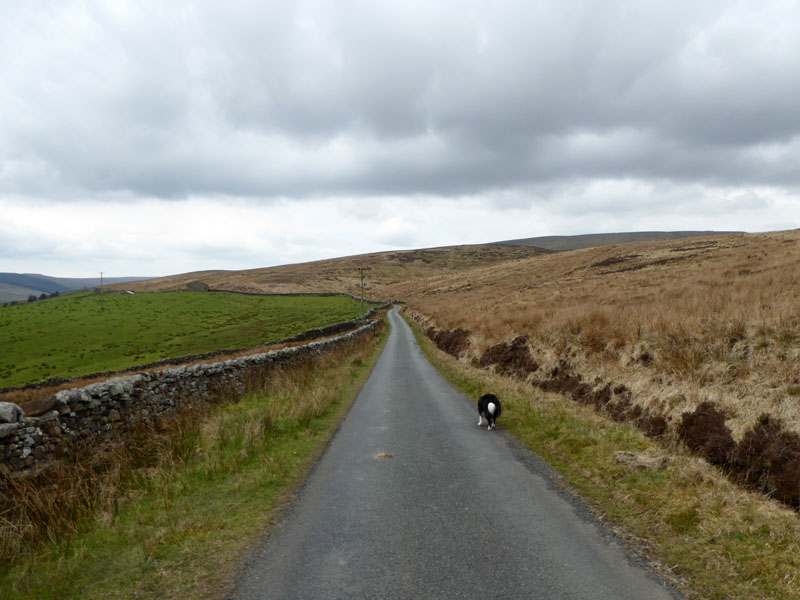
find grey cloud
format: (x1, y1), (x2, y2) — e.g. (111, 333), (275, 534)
(1, 0), (800, 202)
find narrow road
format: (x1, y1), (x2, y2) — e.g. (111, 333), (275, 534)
(230, 307), (681, 600)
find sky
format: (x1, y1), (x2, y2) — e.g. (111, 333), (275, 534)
(1, 1), (799, 278)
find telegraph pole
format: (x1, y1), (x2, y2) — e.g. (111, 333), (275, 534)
(357, 266), (367, 318)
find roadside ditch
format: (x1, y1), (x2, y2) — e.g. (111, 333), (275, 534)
(423, 321), (800, 512)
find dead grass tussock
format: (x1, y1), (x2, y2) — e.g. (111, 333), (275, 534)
(0, 415), (200, 560)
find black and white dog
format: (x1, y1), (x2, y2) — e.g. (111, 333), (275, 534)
(477, 393), (502, 430)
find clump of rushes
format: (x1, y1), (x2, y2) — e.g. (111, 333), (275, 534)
(677, 401), (736, 466)
(0, 321), (386, 600)
(730, 414), (800, 509)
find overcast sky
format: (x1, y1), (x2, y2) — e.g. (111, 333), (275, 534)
(2, 1), (799, 277)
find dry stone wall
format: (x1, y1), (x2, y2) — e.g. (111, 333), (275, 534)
(1, 304), (390, 395)
(0, 318), (382, 479)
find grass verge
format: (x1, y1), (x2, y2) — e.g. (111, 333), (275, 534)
(404, 312), (800, 600)
(0, 320), (388, 599)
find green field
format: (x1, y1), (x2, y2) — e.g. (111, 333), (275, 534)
(0, 292), (365, 387)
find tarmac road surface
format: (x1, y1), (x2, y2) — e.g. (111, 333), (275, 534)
(229, 307), (682, 600)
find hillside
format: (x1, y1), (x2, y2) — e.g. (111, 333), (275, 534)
(0, 283), (52, 304)
(0, 273), (151, 303)
(110, 232), (740, 297)
(0, 274), (73, 302)
(498, 230), (742, 251)
(113, 244), (551, 296)
(386, 230), (800, 442)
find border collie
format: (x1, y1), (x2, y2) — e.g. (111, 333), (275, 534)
(477, 393), (502, 430)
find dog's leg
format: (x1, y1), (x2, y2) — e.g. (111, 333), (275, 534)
(477, 414), (484, 427)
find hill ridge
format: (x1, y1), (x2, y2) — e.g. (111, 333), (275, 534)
(497, 230), (744, 251)
(0, 273), (154, 303)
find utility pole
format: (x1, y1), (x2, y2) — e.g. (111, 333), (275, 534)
(99, 271), (104, 312)
(357, 266), (368, 318)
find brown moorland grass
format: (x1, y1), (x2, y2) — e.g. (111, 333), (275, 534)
(407, 315), (800, 600)
(112, 244), (550, 295)
(387, 230), (800, 444)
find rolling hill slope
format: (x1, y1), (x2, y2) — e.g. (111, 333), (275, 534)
(0, 273), (152, 303)
(0, 274), (76, 303)
(113, 244), (551, 296)
(110, 231), (741, 298)
(386, 230), (800, 441)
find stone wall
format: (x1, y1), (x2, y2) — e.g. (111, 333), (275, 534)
(1, 303), (391, 395)
(0, 318), (383, 479)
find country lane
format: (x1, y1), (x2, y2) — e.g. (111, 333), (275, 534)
(229, 306), (681, 600)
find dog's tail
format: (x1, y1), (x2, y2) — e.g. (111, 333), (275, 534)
(479, 393), (502, 418)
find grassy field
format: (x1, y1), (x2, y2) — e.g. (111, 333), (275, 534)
(0, 319), (388, 599)
(0, 291), (365, 387)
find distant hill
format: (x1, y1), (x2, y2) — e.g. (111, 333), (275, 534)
(6, 232), (745, 302)
(497, 231), (744, 252)
(44, 275), (152, 290)
(114, 244), (550, 297)
(0, 273), (153, 303)
(111, 233), (747, 298)
(0, 273), (73, 295)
